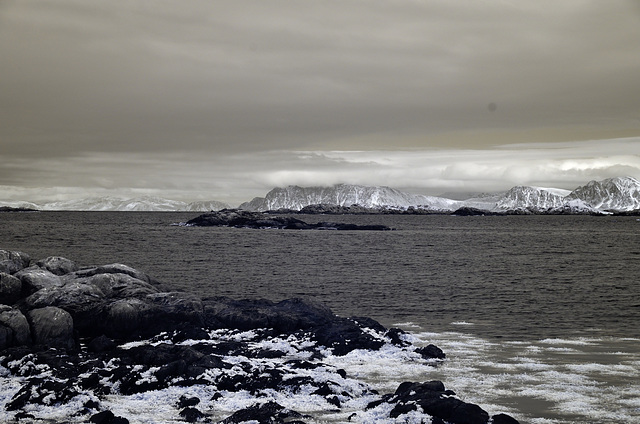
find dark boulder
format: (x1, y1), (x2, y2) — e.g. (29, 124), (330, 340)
(0, 272), (22, 305)
(491, 413), (521, 423)
(179, 407), (208, 423)
(26, 306), (75, 350)
(416, 344), (446, 360)
(204, 297), (334, 333)
(385, 381), (494, 424)
(24, 281), (105, 314)
(220, 401), (305, 424)
(70, 273), (159, 299)
(0, 250), (30, 274)
(15, 266), (63, 295)
(35, 256), (79, 276)
(0, 306), (31, 346)
(312, 317), (385, 356)
(89, 410), (130, 424)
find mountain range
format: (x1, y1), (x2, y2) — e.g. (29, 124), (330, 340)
(240, 176), (640, 214)
(1, 177), (639, 214)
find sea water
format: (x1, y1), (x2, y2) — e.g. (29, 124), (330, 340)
(1, 211), (639, 423)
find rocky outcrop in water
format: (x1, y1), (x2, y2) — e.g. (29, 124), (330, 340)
(0, 249), (519, 423)
(184, 209), (393, 230)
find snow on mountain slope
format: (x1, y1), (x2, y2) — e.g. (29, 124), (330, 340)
(494, 186), (570, 211)
(2, 197), (230, 211)
(564, 176), (640, 211)
(239, 184), (461, 211)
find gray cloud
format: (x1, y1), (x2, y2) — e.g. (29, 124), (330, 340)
(1, 0), (639, 203)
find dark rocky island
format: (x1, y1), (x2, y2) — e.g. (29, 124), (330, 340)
(0, 249), (519, 423)
(184, 209), (394, 230)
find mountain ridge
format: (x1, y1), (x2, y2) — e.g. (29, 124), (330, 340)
(2, 176), (639, 213)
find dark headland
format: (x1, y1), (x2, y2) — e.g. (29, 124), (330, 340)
(1, 249), (519, 423)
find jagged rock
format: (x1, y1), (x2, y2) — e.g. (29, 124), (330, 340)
(0, 250), (31, 274)
(0, 306), (31, 346)
(35, 256), (79, 276)
(0, 272), (22, 304)
(15, 266), (63, 295)
(26, 306), (75, 350)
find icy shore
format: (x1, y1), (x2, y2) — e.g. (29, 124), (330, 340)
(1, 250), (518, 423)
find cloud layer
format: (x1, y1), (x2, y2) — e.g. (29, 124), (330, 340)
(1, 1), (639, 204)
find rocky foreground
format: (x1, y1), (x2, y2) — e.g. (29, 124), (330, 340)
(1, 250), (518, 423)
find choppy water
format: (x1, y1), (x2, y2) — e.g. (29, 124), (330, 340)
(1, 211), (639, 423)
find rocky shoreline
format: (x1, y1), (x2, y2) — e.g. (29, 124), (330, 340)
(1, 249), (518, 423)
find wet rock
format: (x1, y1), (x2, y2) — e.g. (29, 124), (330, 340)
(15, 266), (63, 295)
(220, 401), (305, 424)
(102, 298), (152, 339)
(71, 273), (159, 299)
(0, 272), (22, 305)
(0, 250), (31, 274)
(179, 406), (208, 423)
(90, 410), (130, 424)
(178, 395), (201, 408)
(491, 413), (521, 424)
(74, 263), (154, 284)
(26, 306), (75, 350)
(0, 306), (31, 346)
(36, 256), (79, 276)
(24, 281), (105, 313)
(312, 317), (385, 355)
(87, 335), (117, 352)
(145, 291), (204, 325)
(386, 381), (491, 424)
(416, 344), (446, 360)
(204, 297), (334, 333)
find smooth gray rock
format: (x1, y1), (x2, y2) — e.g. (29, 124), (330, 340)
(70, 273), (158, 299)
(74, 263), (153, 284)
(24, 281), (105, 313)
(0, 250), (31, 274)
(0, 272), (22, 305)
(15, 266), (63, 295)
(36, 256), (79, 276)
(0, 306), (31, 346)
(26, 306), (75, 350)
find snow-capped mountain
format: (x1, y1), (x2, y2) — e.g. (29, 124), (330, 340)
(0, 197), (230, 212)
(239, 184), (462, 212)
(494, 186), (570, 211)
(564, 176), (640, 212)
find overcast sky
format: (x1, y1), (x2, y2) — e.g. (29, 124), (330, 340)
(1, 0), (639, 205)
